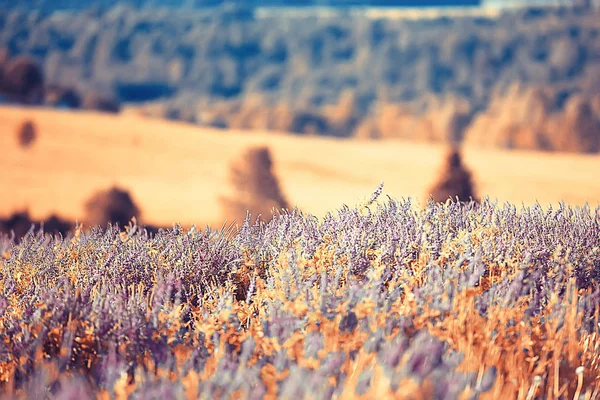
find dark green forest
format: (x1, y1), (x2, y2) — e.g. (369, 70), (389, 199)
(0, 3), (599, 149)
(1, 0), (484, 13)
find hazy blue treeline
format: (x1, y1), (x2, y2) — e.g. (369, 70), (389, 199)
(0, 0), (484, 13)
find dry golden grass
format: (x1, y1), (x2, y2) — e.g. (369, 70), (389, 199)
(1, 106), (600, 228)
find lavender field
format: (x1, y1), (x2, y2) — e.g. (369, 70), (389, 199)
(1, 187), (599, 399)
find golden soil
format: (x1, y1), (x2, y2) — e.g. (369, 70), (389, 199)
(2, 106), (600, 228)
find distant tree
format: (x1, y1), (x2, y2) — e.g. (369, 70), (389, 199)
(290, 111), (330, 135)
(44, 85), (81, 109)
(84, 186), (140, 228)
(428, 147), (477, 202)
(17, 120), (37, 149)
(41, 214), (73, 236)
(0, 56), (44, 104)
(553, 96), (600, 153)
(221, 146), (289, 224)
(0, 210), (73, 241)
(0, 211), (33, 240)
(82, 92), (121, 113)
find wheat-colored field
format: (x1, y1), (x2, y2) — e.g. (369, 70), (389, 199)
(2, 105), (600, 228)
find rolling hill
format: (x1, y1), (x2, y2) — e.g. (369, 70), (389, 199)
(2, 105), (600, 228)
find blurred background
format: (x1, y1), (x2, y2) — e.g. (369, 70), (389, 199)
(1, 0), (600, 237)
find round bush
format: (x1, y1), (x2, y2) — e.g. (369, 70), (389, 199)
(84, 186), (140, 228)
(0, 56), (44, 104)
(17, 120), (37, 149)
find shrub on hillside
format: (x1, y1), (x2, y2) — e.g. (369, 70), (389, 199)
(0, 210), (73, 240)
(84, 186), (140, 228)
(0, 56), (44, 104)
(41, 214), (74, 236)
(0, 211), (33, 239)
(290, 111), (330, 135)
(17, 120), (37, 149)
(44, 85), (82, 109)
(428, 147), (477, 202)
(82, 92), (121, 113)
(221, 146), (289, 224)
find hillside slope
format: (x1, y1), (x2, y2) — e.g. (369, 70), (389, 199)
(1, 106), (600, 227)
